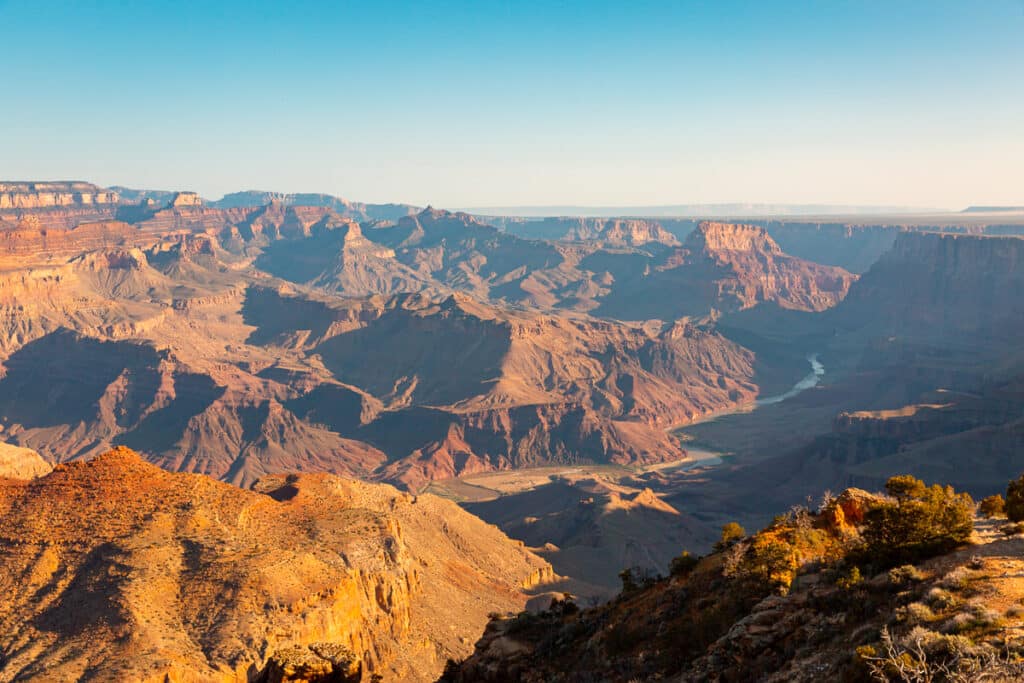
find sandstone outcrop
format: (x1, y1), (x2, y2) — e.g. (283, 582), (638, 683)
(0, 221), (142, 262)
(0, 443), (51, 478)
(169, 190), (203, 207)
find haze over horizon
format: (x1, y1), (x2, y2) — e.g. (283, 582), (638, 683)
(3, 0), (1022, 208)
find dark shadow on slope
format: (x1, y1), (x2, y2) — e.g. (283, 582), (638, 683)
(116, 373), (226, 454)
(0, 330), (162, 428)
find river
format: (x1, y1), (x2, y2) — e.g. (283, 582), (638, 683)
(654, 354), (825, 473)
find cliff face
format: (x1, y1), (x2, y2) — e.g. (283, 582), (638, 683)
(211, 190), (418, 222)
(169, 191), (203, 207)
(684, 222), (855, 312)
(0, 448), (553, 682)
(498, 217), (680, 246)
(0, 182), (119, 209)
(591, 221), (856, 320)
(835, 232), (1024, 349)
(0, 220), (144, 263)
(566, 218), (679, 246)
(762, 221), (900, 273)
(688, 221), (783, 254)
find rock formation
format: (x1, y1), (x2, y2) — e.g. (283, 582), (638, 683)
(834, 231), (1024, 350)
(497, 216), (680, 246)
(212, 190), (418, 222)
(168, 191), (203, 207)
(0, 182), (119, 209)
(0, 447), (553, 682)
(0, 443), (51, 478)
(591, 221), (856, 320)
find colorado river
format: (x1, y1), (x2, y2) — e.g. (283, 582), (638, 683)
(687, 353), (825, 425)
(755, 353), (825, 406)
(655, 354), (825, 473)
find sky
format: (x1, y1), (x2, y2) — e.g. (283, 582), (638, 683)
(2, 0), (1022, 209)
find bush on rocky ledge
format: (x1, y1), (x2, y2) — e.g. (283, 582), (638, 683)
(859, 476), (974, 568)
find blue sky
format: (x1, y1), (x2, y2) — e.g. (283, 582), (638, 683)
(2, 0), (1022, 208)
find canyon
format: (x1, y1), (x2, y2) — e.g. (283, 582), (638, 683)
(0, 184), (858, 493)
(3, 181), (1024, 680)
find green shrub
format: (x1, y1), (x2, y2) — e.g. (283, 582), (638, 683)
(713, 522), (746, 552)
(860, 476), (973, 568)
(618, 568), (637, 593)
(939, 566), (974, 591)
(618, 566), (658, 593)
(836, 566), (862, 590)
(669, 551), (700, 577)
(897, 601), (936, 624)
(1006, 475), (1024, 522)
(926, 587), (958, 611)
(886, 474), (927, 501)
(979, 494), (1005, 518)
(547, 593), (578, 616)
(727, 533), (798, 592)
(888, 564), (927, 585)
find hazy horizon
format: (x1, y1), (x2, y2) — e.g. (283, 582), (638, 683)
(3, 0), (1023, 208)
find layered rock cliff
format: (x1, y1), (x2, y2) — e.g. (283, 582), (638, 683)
(211, 190), (417, 222)
(834, 232), (1024, 350)
(761, 221), (901, 273)
(592, 221), (856, 320)
(0, 182), (119, 209)
(497, 217), (680, 246)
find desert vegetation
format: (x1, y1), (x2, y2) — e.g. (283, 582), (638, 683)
(443, 474), (1024, 681)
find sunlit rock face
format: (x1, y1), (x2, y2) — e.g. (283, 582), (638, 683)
(0, 447), (553, 682)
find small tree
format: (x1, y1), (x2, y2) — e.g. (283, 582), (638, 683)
(886, 474), (927, 502)
(714, 522), (746, 552)
(1006, 475), (1024, 522)
(861, 475), (974, 567)
(732, 534), (798, 592)
(979, 494), (1006, 518)
(618, 566), (657, 593)
(669, 551), (699, 577)
(618, 568), (637, 593)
